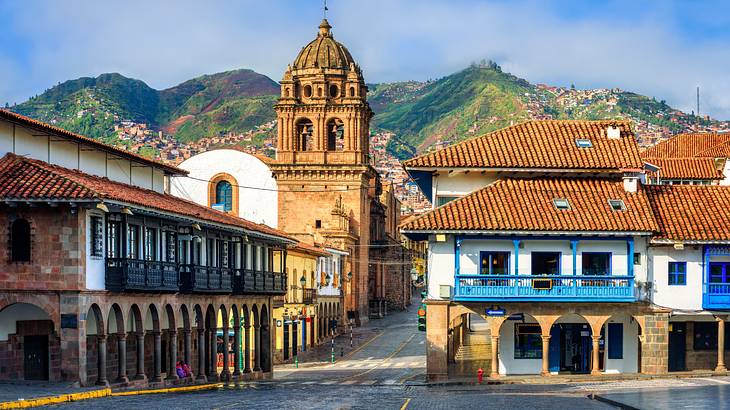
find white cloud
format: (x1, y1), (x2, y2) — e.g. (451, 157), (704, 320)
(2, 0), (730, 119)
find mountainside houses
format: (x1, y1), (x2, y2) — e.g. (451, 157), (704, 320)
(401, 120), (730, 380)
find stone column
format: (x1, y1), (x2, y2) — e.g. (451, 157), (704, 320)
(166, 330), (179, 381)
(221, 325), (231, 382)
(208, 329), (218, 381)
(151, 331), (162, 382)
(540, 335), (550, 376)
(243, 322), (252, 373)
(196, 329), (207, 382)
(253, 324), (262, 372)
(135, 332), (146, 380)
(425, 300), (449, 382)
(490, 335), (499, 378)
(717, 318), (727, 372)
(183, 329), (193, 378)
(233, 325), (241, 378)
(117, 333), (129, 383)
(97, 334), (109, 386)
(640, 313), (669, 374)
(591, 335), (601, 375)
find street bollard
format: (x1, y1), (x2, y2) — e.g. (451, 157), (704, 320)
(341, 347), (344, 357)
(295, 356), (299, 368)
(331, 338), (335, 363)
(477, 367), (484, 384)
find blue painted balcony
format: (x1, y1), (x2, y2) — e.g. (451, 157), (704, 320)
(703, 283), (730, 310)
(453, 274), (636, 302)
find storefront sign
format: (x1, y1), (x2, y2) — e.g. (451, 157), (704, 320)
(486, 308), (506, 317)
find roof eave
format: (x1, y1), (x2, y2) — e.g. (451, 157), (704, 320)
(400, 229), (654, 236)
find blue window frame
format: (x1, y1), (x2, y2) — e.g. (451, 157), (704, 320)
(709, 262), (730, 284)
(582, 252), (611, 276)
(479, 251), (510, 275)
(668, 262), (687, 286)
(607, 323), (623, 359)
(514, 324), (542, 359)
(215, 181), (233, 212)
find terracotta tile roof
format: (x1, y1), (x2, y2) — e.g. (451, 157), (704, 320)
(0, 153), (294, 242)
(641, 133), (730, 158)
(643, 158), (723, 180)
(402, 120), (642, 171)
(646, 185), (730, 243)
(291, 242), (331, 256)
(401, 177), (657, 233)
(0, 109), (186, 175)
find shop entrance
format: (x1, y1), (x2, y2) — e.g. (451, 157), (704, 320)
(23, 335), (49, 380)
(549, 323), (592, 373)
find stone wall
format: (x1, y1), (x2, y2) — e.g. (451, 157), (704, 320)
(640, 313), (669, 374)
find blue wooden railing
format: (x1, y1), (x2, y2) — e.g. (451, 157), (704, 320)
(703, 283), (730, 309)
(453, 274), (636, 302)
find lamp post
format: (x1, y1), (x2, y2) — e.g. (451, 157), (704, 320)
(300, 274), (306, 303)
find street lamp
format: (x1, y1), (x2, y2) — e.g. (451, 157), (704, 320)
(300, 274), (306, 288)
(346, 271), (353, 281)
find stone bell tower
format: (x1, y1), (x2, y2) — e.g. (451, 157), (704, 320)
(275, 19), (372, 165)
(271, 19), (379, 324)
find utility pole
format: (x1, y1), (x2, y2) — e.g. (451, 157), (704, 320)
(697, 86), (700, 118)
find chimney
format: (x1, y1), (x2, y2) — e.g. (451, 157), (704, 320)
(607, 126), (621, 139)
(623, 175), (638, 193)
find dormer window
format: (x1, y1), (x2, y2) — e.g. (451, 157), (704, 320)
(553, 198), (571, 210)
(575, 139), (593, 148)
(608, 199), (626, 211)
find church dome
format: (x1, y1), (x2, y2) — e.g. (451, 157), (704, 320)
(293, 19), (356, 70)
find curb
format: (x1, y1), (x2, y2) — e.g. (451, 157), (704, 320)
(0, 388), (111, 409)
(0, 383), (223, 409)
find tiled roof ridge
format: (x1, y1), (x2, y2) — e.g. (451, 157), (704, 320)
(0, 109), (186, 175)
(0, 153), (98, 200)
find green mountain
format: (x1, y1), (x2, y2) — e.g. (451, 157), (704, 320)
(12, 62), (727, 158)
(14, 69), (279, 144)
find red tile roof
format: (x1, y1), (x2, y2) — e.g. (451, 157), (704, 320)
(0, 153), (293, 241)
(400, 177), (657, 233)
(403, 120), (642, 171)
(0, 109), (186, 175)
(643, 158), (723, 180)
(646, 185), (730, 243)
(291, 242), (331, 257)
(641, 133), (730, 159)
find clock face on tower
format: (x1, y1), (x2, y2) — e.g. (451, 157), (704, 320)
(275, 19), (372, 166)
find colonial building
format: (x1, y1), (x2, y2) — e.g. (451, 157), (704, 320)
(0, 110), (294, 385)
(270, 18), (410, 323)
(642, 133), (730, 185)
(402, 120), (672, 380)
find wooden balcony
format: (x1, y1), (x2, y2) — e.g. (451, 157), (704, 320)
(232, 269), (286, 295)
(454, 274), (636, 302)
(179, 265), (233, 293)
(105, 258), (179, 293)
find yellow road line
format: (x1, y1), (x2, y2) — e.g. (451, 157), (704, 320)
(344, 333), (416, 381)
(110, 383), (222, 396)
(400, 398), (411, 410)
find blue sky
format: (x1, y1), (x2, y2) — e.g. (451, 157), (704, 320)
(2, 0), (730, 119)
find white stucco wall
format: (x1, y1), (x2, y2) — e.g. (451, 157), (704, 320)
(170, 149), (279, 228)
(0, 118), (168, 193)
(85, 210), (106, 290)
(603, 314), (639, 374)
(498, 318), (542, 375)
(431, 171), (496, 207)
(0, 303), (52, 341)
(649, 246), (706, 311)
(721, 160), (730, 186)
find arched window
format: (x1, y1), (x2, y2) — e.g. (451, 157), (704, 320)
(329, 84), (339, 98)
(349, 86), (356, 97)
(11, 218), (31, 262)
(303, 85), (312, 98)
(215, 181), (233, 212)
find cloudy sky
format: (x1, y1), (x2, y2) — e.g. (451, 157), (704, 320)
(2, 0), (730, 118)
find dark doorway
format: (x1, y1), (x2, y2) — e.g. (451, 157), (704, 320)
(302, 320), (307, 352)
(549, 323), (591, 373)
(283, 323), (290, 361)
(24, 335), (48, 380)
(292, 322), (298, 358)
(668, 322), (686, 371)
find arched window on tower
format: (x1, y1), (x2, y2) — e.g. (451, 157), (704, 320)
(11, 218), (31, 262)
(349, 86), (356, 97)
(296, 119), (314, 151)
(326, 118), (345, 151)
(215, 181), (233, 212)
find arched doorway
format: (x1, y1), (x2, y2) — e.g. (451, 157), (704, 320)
(241, 305), (251, 373)
(497, 313), (543, 375)
(162, 304), (177, 381)
(144, 304), (162, 382)
(0, 303), (56, 381)
(550, 314), (593, 374)
(599, 314), (640, 374)
(193, 304), (206, 381)
(127, 304), (145, 381)
(205, 305), (217, 381)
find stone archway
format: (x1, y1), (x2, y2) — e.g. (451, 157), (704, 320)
(144, 304), (162, 382)
(0, 302), (57, 382)
(205, 304), (218, 381)
(107, 303), (127, 383)
(241, 305), (252, 374)
(251, 305), (261, 372)
(193, 304), (206, 382)
(179, 304), (193, 378)
(230, 305), (242, 379)
(127, 304), (145, 381)
(163, 304), (177, 381)
(260, 305), (271, 372)
(85, 303), (106, 386)
(597, 313), (641, 374)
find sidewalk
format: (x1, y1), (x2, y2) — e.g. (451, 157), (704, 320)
(0, 381), (97, 404)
